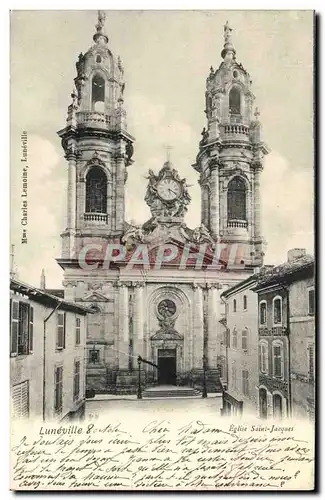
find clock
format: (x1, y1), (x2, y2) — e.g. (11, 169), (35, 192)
(157, 178), (181, 201)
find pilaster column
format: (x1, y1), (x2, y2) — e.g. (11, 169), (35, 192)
(115, 154), (125, 233)
(117, 282), (129, 370)
(207, 284), (220, 369)
(254, 166), (262, 240)
(133, 282), (145, 366)
(193, 284), (204, 369)
(209, 165), (219, 237)
(66, 150), (77, 230)
(267, 390), (273, 419)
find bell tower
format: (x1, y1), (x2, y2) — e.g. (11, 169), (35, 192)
(193, 21), (269, 267)
(58, 11), (135, 261)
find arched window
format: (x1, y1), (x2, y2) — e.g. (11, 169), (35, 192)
(272, 340), (284, 378)
(229, 87), (241, 115)
(273, 296), (282, 325)
(86, 167), (107, 214)
(259, 301), (267, 326)
(92, 74), (105, 112)
(273, 393), (283, 419)
(227, 177), (247, 221)
(259, 340), (268, 374)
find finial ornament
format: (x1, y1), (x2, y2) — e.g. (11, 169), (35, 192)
(254, 107), (260, 119)
(93, 10), (108, 44)
(163, 144), (174, 163)
(221, 20), (236, 60)
(224, 21), (232, 44)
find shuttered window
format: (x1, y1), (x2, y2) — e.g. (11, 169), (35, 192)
(242, 370), (249, 396)
(29, 306), (34, 353)
(273, 343), (283, 378)
(75, 317), (81, 346)
(10, 299), (19, 356)
(73, 360), (80, 401)
(18, 302), (30, 355)
(12, 381), (29, 419)
(57, 312), (66, 349)
(242, 329), (248, 351)
(307, 344), (315, 382)
(54, 366), (63, 413)
(308, 289), (315, 315)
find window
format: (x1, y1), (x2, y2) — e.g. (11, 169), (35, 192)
(12, 381), (29, 419)
(10, 299), (19, 356)
(273, 394), (283, 419)
(73, 360), (81, 401)
(10, 300), (34, 357)
(233, 299), (237, 312)
(273, 296), (282, 325)
(232, 364), (237, 389)
(232, 328), (238, 349)
(273, 341), (284, 378)
(92, 74), (105, 111)
(54, 366), (63, 413)
(227, 177), (246, 221)
(75, 317), (81, 346)
(57, 312), (66, 350)
(242, 329), (248, 351)
(259, 301), (267, 326)
(242, 370), (249, 396)
(96, 55), (102, 63)
(85, 167), (107, 214)
(308, 289), (315, 315)
(307, 344), (315, 382)
(259, 341), (268, 374)
(229, 87), (241, 115)
(243, 295), (247, 310)
(89, 349), (100, 364)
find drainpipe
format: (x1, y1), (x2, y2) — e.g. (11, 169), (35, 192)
(43, 300), (63, 422)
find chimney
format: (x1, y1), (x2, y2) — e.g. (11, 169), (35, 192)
(287, 248), (306, 263)
(40, 269), (46, 290)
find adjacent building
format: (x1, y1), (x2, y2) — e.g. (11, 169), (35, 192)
(253, 249), (315, 420)
(10, 279), (89, 421)
(220, 274), (259, 416)
(56, 13), (269, 394)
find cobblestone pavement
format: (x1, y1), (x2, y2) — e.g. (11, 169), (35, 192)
(85, 395), (223, 420)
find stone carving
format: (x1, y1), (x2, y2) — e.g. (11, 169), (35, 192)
(200, 127), (209, 146)
(192, 224), (215, 244)
(144, 162), (191, 218)
(121, 223), (145, 245)
(224, 21), (232, 44)
(86, 151), (106, 169)
(124, 141), (134, 166)
(157, 299), (177, 319)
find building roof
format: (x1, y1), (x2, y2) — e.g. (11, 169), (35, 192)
(253, 255), (314, 291)
(220, 273), (258, 299)
(45, 288), (64, 298)
(10, 278), (91, 315)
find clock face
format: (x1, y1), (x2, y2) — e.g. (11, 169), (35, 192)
(157, 178), (181, 201)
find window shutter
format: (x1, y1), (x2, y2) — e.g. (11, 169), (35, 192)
(57, 312), (65, 349)
(10, 300), (19, 356)
(12, 381), (29, 419)
(29, 306), (34, 353)
(308, 344), (315, 381)
(63, 313), (66, 349)
(274, 346), (282, 377)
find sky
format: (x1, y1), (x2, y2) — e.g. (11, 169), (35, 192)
(10, 10), (314, 288)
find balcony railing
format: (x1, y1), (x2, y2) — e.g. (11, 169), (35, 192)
(84, 212), (108, 224)
(77, 111), (112, 129)
(227, 219), (248, 229)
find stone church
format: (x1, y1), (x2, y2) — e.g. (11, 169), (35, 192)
(56, 13), (269, 394)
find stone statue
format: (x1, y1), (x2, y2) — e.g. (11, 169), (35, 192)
(224, 21), (232, 44)
(122, 224), (145, 244)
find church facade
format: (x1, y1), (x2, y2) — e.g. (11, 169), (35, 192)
(56, 13), (269, 394)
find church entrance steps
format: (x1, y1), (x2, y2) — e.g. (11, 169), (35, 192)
(142, 385), (202, 399)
